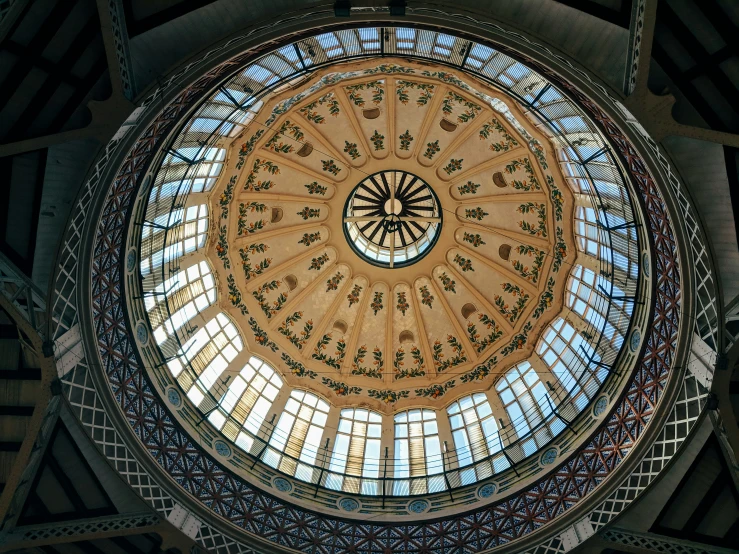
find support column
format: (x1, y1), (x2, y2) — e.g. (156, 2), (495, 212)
(434, 407), (455, 471)
(95, 0), (136, 101)
(624, 0), (657, 97)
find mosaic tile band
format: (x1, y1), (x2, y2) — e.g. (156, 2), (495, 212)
(84, 24), (684, 554)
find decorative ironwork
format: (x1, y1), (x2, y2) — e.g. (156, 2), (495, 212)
(3, 513), (159, 544)
(51, 20), (714, 554)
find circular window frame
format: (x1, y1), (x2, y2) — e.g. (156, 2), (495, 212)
(71, 14), (712, 545)
(342, 170), (443, 269)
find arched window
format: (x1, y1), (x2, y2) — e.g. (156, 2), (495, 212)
(207, 356), (283, 447)
(148, 261), (216, 347)
(150, 147), (226, 203)
(536, 317), (607, 412)
(326, 408), (382, 495)
(574, 206), (604, 258)
(140, 204), (209, 276)
(177, 314), (243, 406)
(264, 390), (330, 482)
(495, 361), (557, 456)
(448, 393), (501, 484)
(210, 83), (264, 138)
(574, 206), (638, 279)
(393, 409), (443, 495)
(566, 265), (632, 350)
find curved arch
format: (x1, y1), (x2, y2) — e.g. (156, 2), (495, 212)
(63, 19), (704, 552)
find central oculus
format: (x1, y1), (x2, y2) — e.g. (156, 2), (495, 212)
(343, 170), (442, 268)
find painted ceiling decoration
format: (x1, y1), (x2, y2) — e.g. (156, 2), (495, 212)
(206, 60), (576, 412)
(59, 22), (709, 554)
(120, 41), (650, 517)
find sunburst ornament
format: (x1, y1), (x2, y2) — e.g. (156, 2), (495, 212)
(343, 170), (442, 268)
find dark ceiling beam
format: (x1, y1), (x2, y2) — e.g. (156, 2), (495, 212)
(0, 368), (42, 380)
(0, 155), (12, 253)
(0, 0), (31, 43)
(681, 45), (733, 82)
(0, 323), (18, 338)
(4, 16), (100, 141)
(727, 518), (739, 542)
(74, 539), (109, 554)
(694, 0), (739, 57)
(124, 0), (219, 37)
(723, 147), (739, 252)
(681, 473), (726, 532)
(650, 437), (739, 550)
(623, 0), (658, 96)
(651, 43), (726, 131)
(43, 452), (88, 513)
(97, 0), (136, 100)
(48, 55), (108, 134)
(0, 41), (84, 87)
(26, 490), (51, 518)
(658, 3), (739, 125)
(110, 535), (155, 554)
(25, 148), (47, 275)
(56, 424), (117, 510)
(0, 148), (47, 274)
(0, 0), (77, 113)
(0, 406), (35, 416)
(552, 0), (632, 28)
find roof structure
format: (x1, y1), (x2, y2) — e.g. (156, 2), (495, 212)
(0, 2), (737, 554)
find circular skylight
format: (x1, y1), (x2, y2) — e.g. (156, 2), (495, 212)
(343, 171), (442, 268)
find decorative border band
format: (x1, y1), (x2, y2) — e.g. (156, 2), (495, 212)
(51, 13), (711, 554)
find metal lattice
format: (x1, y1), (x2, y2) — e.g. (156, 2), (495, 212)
(601, 527), (732, 554)
(6, 513), (160, 543)
(49, 15), (718, 554)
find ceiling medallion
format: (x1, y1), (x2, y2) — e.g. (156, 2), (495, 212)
(343, 170), (442, 268)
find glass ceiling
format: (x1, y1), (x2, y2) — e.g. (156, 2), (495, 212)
(133, 27), (643, 498)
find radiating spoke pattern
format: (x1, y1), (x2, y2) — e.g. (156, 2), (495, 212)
(343, 171), (441, 267)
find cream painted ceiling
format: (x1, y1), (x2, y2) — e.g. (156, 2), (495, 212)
(208, 59), (576, 412)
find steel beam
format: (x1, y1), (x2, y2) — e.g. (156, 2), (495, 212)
(0, 512), (161, 551)
(624, 0), (657, 96)
(96, 0), (136, 101)
(599, 527), (737, 554)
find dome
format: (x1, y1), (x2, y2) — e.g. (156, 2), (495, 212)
(8, 1), (739, 553)
(37, 15), (715, 554)
(127, 38), (647, 515)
